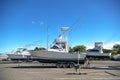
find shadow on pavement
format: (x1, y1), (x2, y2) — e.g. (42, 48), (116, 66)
(66, 73), (87, 75)
(7, 65), (57, 69)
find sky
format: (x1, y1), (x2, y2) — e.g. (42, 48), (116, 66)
(0, 0), (120, 54)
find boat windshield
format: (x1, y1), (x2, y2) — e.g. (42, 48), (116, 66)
(87, 49), (99, 52)
(51, 45), (59, 49)
(50, 42), (66, 49)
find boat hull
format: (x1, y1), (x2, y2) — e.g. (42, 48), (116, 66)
(7, 54), (30, 61)
(86, 52), (111, 58)
(29, 50), (86, 64)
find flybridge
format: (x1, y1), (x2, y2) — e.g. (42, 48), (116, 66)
(48, 27), (70, 53)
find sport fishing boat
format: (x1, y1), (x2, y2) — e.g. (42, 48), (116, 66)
(86, 42), (111, 59)
(28, 27), (87, 68)
(7, 48), (30, 61)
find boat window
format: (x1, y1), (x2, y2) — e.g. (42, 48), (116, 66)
(88, 49), (99, 52)
(51, 45), (59, 49)
(61, 44), (65, 48)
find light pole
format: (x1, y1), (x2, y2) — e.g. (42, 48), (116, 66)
(46, 26), (49, 50)
(77, 51), (81, 74)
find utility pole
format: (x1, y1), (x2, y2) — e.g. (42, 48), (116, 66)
(46, 26), (49, 50)
(74, 51), (81, 74)
(78, 51), (80, 74)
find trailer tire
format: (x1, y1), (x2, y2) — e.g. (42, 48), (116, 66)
(62, 63), (69, 68)
(69, 62), (75, 68)
(56, 63), (63, 68)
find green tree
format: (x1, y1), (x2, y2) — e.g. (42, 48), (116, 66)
(34, 47), (46, 51)
(73, 45), (86, 52)
(102, 44), (120, 56)
(103, 49), (116, 56)
(69, 47), (73, 53)
(111, 50), (118, 56)
(103, 49), (111, 53)
(113, 44), (120, 54)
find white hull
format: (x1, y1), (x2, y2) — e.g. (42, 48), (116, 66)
(7, 54), (29, 60)
(86, 52), (111, 58)
(113, 54), (120, 60)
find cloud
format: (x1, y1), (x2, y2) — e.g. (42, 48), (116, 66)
(39, 21), (44, 25)
(86, 45), (94, 49)
(103, 43), (114, 49)
(32, 21), (44, 25)
(104, 41), (120, 49)
(32, 21), (35, 24)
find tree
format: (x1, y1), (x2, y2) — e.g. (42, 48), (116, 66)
(103, 49), (116, 56)
(34, 47), (46, 51)
(69, 47), (74, 53)
(103, 49), (111, 53)
(111, 50), (118, 56)
(102, 44), (120, 56)
(34, 47), (39, 50)
(73, 45), (86, 52)
(113, 44), (120, 54)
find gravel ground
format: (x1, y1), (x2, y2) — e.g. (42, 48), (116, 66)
(0, 61), (120, 80)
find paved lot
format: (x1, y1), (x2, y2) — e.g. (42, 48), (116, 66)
(0, 61), (120, 80)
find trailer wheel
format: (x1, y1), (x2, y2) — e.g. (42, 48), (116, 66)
(69, 62), (75, 68)
(62, 63), (69, 68)
(56, 63), (62, 68)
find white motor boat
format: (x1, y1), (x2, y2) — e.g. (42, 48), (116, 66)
(86, 49), (111, 59)
(7, 48), (30, 61)
(113, 54), (120, 61)
(28, 27), (87, 67)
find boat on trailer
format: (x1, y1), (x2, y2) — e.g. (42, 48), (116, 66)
(86, 42), (111, 59)
(28, 27), (87, 68)
(7, 48), (30, 61)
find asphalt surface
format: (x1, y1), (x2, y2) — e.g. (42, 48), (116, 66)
(0, 61), (120, 80)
